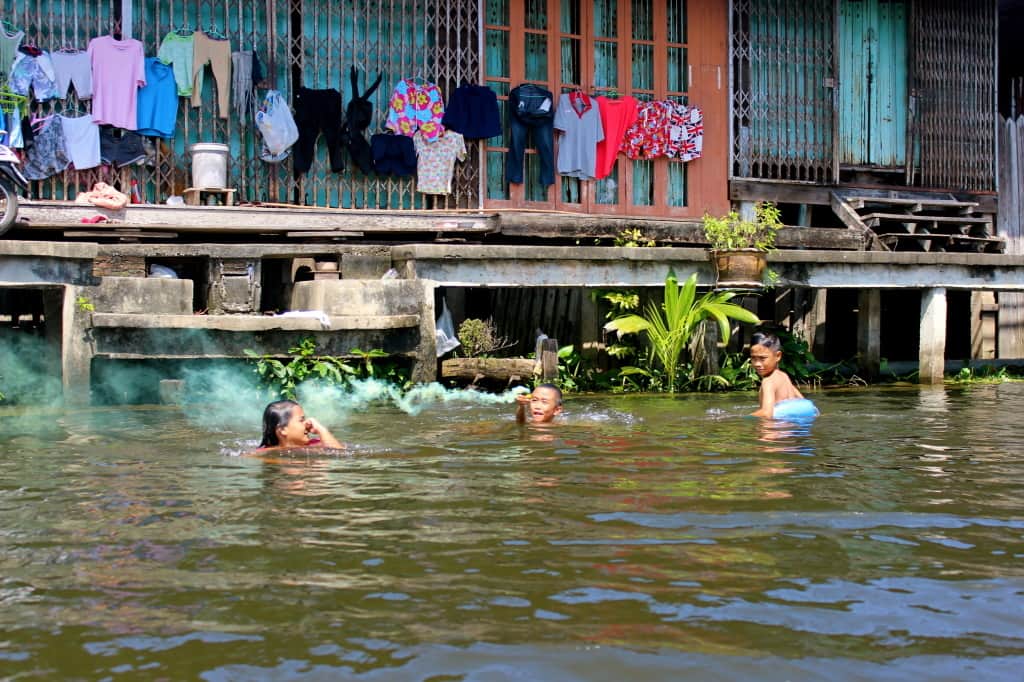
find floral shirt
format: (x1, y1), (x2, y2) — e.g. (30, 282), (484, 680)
(385, 79), (445, 143)
(413, 130), (465, 195)
(620, 101), (703, 162)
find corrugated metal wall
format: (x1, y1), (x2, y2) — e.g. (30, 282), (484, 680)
(0, 0), (481, 209)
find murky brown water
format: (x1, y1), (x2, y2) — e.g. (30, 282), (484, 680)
(1, 384), (1023, 679)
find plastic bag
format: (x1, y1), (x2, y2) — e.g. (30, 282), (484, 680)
(435, 298), (460, 357)
(256, 90), (299, 161)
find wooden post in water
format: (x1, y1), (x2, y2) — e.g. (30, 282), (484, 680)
(540, 338), (559, 381)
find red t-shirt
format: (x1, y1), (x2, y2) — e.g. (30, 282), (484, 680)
(594, 96), (639, 180)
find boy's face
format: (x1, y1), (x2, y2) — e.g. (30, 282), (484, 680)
(749, 344), (782, 377)
(528, 387), (563, 423)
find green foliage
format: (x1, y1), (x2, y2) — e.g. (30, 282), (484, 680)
(701, 201), (782, 252)
(604, 271), (760, 392)
(600, 289), (642, 360)
(244, 338), (409, 400)
(613, 228), (656, 248)
(556, 344), (613, 393)
(951, 365), (1024, 384)
(75, 296), (95, 312)
(457, 318), (510, 358)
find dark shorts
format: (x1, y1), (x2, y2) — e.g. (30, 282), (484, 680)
(99, 126), (146, 167)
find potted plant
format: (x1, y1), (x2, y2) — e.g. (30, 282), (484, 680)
(701, 202), (782, 288)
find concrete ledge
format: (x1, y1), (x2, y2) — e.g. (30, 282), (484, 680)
(0, 240), (98, 259)
(291, 279), (425, 316)
(92, 277), (194, 315)
(90, 312), (420, 331)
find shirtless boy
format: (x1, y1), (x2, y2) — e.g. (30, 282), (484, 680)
(515, 383), (563, 425)
(749, 331), (815, 419)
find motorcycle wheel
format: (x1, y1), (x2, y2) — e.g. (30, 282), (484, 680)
(0, 177), (18, 237)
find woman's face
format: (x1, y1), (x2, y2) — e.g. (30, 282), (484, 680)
(278, 404), (311, 447)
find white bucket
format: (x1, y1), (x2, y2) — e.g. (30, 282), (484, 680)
(189, 143), (229, 189)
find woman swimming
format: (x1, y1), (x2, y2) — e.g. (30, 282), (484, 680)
(257, 400), (344, 450)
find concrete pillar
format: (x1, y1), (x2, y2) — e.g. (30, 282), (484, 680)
(411, 281), (439, 384)
(919, 287), (947, 385)
(857, 289), (881, 380)
(41, 288), (64, 394)
(970, 291), (997, 360)
(61, 285), (93, 406)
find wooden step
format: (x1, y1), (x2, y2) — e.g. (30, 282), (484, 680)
(846, 196), (978, 212)
(861, 212), (991, 225)
(877, 233), (1005, 253)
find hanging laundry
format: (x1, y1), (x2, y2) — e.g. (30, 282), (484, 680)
(553, 91), (604, 180)
(99, 125), (146, 167)
(665, 104), (703, 162)
(9, 50), (58, 101)
(0, 24), (23, 78)
(413, 129), (466, 195)
(191, 31), (231, 119)
(620, 100), (704, 162)
(341, 66), (383, 175)
(594, 95), (638, 179)
(156, 31), (194, 96)
(50, 50), (92, 100)
(371, 133), (416, 177)
(88, 34), (146, 130)
(255, 89), (299, 163)
(292, 87), (344, 176)
(506, 83), (555, 187)
(231, 50), (256, 122)
(58, 114), (101, 170)
(22, 116), (69, 180)
(385, 78), (445, 142)
(136, 57), (178, 139)
(442, 83), (501, 139)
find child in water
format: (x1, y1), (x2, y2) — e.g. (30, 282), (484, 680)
(257, 399), (344, 450)
(516, 383), (563, 424)
(749, 331), (819, 419)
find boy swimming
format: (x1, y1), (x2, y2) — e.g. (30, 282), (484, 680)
(749, 331), (819, 419)
(516, 383), (563, 424)
(257, 399), (344, 450)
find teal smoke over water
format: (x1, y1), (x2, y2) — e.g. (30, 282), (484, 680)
(180, 367), (528, 432)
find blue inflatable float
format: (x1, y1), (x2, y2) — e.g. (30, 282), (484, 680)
(772, 398), (820, 420)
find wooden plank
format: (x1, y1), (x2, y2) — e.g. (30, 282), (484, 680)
(830, 192), (886, 251)
(860, 212), (991, 225)
(846, 196), (977, 210)
(441, 357), (538, 382)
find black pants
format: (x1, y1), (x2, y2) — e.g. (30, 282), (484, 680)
(293, 87), (344, 176)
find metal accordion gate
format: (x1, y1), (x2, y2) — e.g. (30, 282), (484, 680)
(910, 0), (996, 192)
(730, 0), (838, 184)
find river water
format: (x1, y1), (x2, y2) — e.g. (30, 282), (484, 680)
(1, 384), (1022, 679)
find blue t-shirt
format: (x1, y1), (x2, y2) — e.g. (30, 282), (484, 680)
(136, 57), (178, 139)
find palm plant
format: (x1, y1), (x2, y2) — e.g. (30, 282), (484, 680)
(604, 271), (760, 392)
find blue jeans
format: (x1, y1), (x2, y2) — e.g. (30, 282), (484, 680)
(506, 84), (555, 187)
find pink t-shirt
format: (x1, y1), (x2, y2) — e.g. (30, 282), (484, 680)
(88, 36), (146, 130)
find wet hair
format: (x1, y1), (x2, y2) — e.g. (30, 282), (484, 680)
(750, 331), (782, 353)
(260, 400), (299, 447)
(535, 383), (563, 405)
